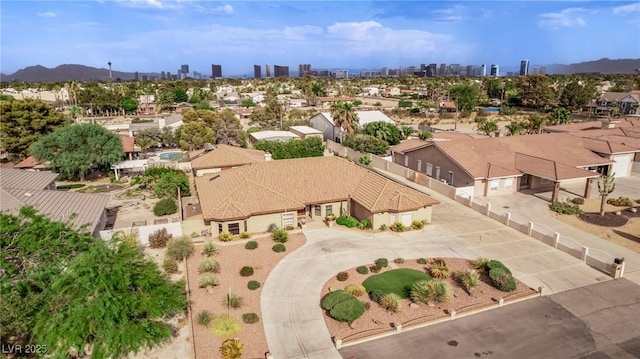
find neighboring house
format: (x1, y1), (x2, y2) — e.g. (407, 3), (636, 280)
(119, 135), (141, 160)
(0, 168), (109, 236)
(318, 97), (356, 107)
(289, 99), (307, 108)
(309, 110), (396, 143)
(14, 156), (49, 171)
(194, 156), (440, 235)
(189, 144), (267, 177)
(362, 86), (380, 97)
(249, 131), (299, 144)
(232, 108), (253, 120)
(596, 92), (640, 115)
(137, 95), (156, 115)
(391, 134), (612, 201)
(439, 101), (457, 113)
(384, 87), (401, 97)
(289, 126), (323, 140)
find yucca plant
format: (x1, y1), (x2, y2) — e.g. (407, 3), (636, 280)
(223, 292), (244, 309)
(220, 339), (243, 359)
(196, 310), (214, 327)
(410, 280), (432, 304)
(473, 257), (490, 271)
(410, 279), (452, 304)
(429, 279), (453, 303)
(454, 270), (480, 296)
(218, 232), (234, 242)
(430, 258), (451, 279)
(212, 315), (242, 339)
(379, 293), (402, 312)
(202, 241), (219, 256)
(198, 273), (220, 288)
(198, 258), (221, 273)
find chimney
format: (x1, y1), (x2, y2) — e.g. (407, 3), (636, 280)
(601, 119), (619, 129)
(264, 153), (272, 161)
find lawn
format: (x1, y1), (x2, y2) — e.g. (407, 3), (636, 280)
(362, 268), (432, 298)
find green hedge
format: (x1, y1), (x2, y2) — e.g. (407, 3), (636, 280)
(322, 290), (353, 310)
(322, 290), (365, 323)
(153, 198), (177, 216)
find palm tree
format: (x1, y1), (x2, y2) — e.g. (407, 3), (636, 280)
(330, 101), (359, 142)
(598, 173), (615, 216)
(66, 105), (84, 123)
(505, 122), (522, 136)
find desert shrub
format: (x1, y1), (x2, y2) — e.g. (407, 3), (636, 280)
(198, 258), (221, 273)
(363, 301), (371, 310)
(368, 289), (386, 303)
(341, 216), (359, 228)
(202, 241), (219, 256)
(242, 313), (260, 324)
(473, 257), (490, 271)
(218, 231), (234, 242)
(410, 279), (451, 304)
(284, 225), (295, 231)
(272, 244), (286, 253)
(148, 228), (172, 248)
(272, 228), (288, 243)
(336, 271), (349, 281)
(369, 265), (380, 273)
(379, 293), (402, 312)
(356, 265), (369, 275)
(607, 196), (634, 207)
(329, 297), (366, 323)
(391, 221), (405, 232)
(162, 257), (178, 274)
(393, 257), (405, 264)
(454, 270), (480, 295)
(345, 284), (367, 297)
(199, 273), (220, 288)
(166, 236), (194, 261)
(219, 339), (243, 359)
(357, 218), (372, 230)
(196, 310), (214, 326)
(411, 220), (425, 230)
(486, 260), (511, 275)
(153, 197), (177, 216)
(212, 315), (242, 339)
(430, 258), (451, 279)
(375, 258), (389, 268)
(247, 280), (261, 290)
(409, 280), (432, 304)
(379, 224), (387, 231)
(429, 279), (453, 302)
(244, 240), (258, 250)
(223, 292), (244, 309)
(489, 267), (516, 292)
(240, 231), (251, 239)
(336, 216), (348, 226)
(549, 199), (582, 215)
(240, 266), (254, 277)
(267, 223), (278, 232)
(322, 290), (353, 310)
(417, 258), (428, 265)
(571, 197), (585, 205)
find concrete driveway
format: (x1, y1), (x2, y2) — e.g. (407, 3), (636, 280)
(340, 278), (640, 359)
(261, 191), (613, 359)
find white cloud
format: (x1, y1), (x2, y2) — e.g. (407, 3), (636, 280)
(432, 5), (465, 15)
(115, 0), (180, 10)
(211, 4), (233, 15)
(37, 12), (58, 17)
(613, 3), (640, 15)
(538, 8), (587, 29)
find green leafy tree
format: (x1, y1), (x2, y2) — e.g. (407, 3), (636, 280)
(249, 88), (283, 129)
(216, 109), (246, 147)
(363, 121), (402, 146)
(32, 235), (186, 358)
(401, 125), (414, 139)
(30, 123), (124, 181)
(330, 101), (359, 142)
(550, 107), (571, 125)
(398, 99), (413, 108)
(516, 75), (554, 108)
(66, 105), (84, 122)
(253, 137), (324, 159)
(179, 121), (216, 151)
(241, 98), (256, 108)
(523, 114), (547, 134)
(598, 173), (615, 216)
(449, 84), (479, 112)
(342, 134), (389, 156)
(419, 131), (432, 141)
(172, 88), (189, 103)
(475, 118), (499, 136)
(121, 96), (138, 114)
(559, 81), (593, 111)
(155, 90), (175, 113)
(505, 122), (523, 136)
(0, 99), (67, 159)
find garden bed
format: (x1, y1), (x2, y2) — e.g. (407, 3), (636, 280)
(185, 233), (306, 359)
(579, 207), (640, 227)
(321, 257), (536, 343)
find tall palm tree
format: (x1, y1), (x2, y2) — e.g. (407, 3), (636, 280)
(330, 101), (358, 142)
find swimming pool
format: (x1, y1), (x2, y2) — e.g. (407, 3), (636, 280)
(482, 107), (501, 112)
(158, 151), (184, 161)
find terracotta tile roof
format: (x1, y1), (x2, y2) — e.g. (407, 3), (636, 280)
(431, 133), (613, 180)
(514, 153), (597, 181)
(431, 132), (486, 140)
(195, 156), (439, 221)
(439, 101), (457, 110)
(190, 144), (266, 170)
(581, 137), (639, 154)
(119, 135), (135, 153)
(14, 156), (41, 169)
(391, 139), (431, 154)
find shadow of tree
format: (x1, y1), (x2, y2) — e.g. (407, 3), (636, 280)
(613, 230), (640, 244)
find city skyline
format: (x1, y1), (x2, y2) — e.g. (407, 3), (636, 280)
(1, 1), (639, 76)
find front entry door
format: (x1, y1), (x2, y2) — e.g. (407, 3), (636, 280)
(519, 174), (531, 190)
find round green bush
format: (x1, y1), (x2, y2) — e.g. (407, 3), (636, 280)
(153, 198), (177, 216)
(166, 236), (194, 261)
(329, 297), (365, 322)
(489, 267), (517, 292)
(486, 260), (511, 275)
(336, 216), (348, 226)
(240, 266), (254, 277)
(162, 257), (178, 274)
(356, 266), (369, 275)
(198, 258), (221, 273)
(368, 289), (386, 304)
(242, 313), (260, 324)
(247, 280), (261, 290)
(272, 244), (286, 253)
(245, 240), (258, 250)
(375, 258), (388, 268)
(417, 258), (427, 265)
(345, 216), (359, 228)
(272, 229), (288, 243)
(322, 290), (353, 310)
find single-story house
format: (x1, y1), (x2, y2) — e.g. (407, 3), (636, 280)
(391, 134), (613, 201)
(194, 156), (439, 235)
(249, 131), (300, 144)
(310, 110), (396, 143)
(439, 101), (457, 113)
(289, 126), (323, 140)
(0, 168), (109, 236)
(189, 144), (267, 177)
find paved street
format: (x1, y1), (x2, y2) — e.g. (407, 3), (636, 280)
(261, 188), (613, 359)
(340, 279), (640, 359)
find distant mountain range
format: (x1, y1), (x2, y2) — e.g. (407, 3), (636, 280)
(1, 58), (639, 82)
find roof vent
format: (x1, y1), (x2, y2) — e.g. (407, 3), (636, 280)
(209, 175), (220, 181)
(23, 192), (32, 197)
(203, 143), (215, 152)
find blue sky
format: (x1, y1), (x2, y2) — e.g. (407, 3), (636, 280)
(1, 1), (639, 76)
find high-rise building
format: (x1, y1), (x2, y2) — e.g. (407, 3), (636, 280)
(134, 71), (139, 81)
(160, 71), (165, 80)
(181, 64), (189, 75)
(266, 64), (271, 78)
(466, 65), (474, 77)
(520, 60), (529, 76)
(298, 64), (312, 77)
(274, 65), (289, 78)
(335, 70), (348, 79)
(438, 64), (446, 76)
(490, 64), (499, 77)
(211, 64), (222, 79)
(480, 64), (486, 77)
(254, 65), (261, 79)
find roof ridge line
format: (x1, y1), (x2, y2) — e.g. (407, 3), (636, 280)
(370, 179), (390, 210)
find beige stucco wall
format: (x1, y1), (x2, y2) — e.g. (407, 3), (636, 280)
(478, 177), (519, 196)
(210, 211), (298, 235)
(195, 168), (221, 177)
(371, 206), (432, 229)
(393, 146), (475, 188)
(309, 200), (348, 219)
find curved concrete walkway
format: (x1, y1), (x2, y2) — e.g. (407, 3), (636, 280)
(261, 193), (612, 358)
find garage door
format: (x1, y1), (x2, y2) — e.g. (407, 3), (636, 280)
(401, 214), (412, 227)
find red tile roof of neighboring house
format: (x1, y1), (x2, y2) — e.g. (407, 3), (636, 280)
(119, 135), (135, 153)
(190, 144), (266, 170)
(14, 156), (41, 169)
(439, 101), (457, 110)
